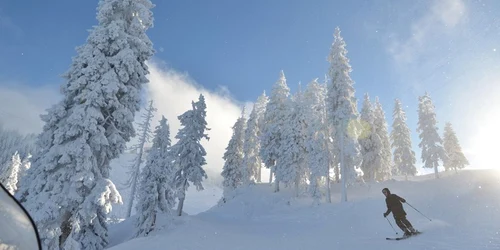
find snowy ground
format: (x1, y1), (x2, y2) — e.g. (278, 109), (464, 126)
(108, 153), (223, 219)
(107, 169), (500, 250)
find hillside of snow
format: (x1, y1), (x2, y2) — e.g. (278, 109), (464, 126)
(106, 169), (500, 250)
(108, 153), (223, 219)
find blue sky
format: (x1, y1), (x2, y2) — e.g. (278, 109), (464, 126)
(1, 0), (499, 172)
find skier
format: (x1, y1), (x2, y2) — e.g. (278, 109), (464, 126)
(382, 188), (417, 237)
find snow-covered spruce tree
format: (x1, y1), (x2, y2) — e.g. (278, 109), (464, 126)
(135, 116), (175, 237)
(278, 88), (308, 197)
(373, 97), (393, 181)
(417, 92), (447, 179)
(443, 122), (469, 173)
(15, 153), (31, 191)
(260, 71), (291, 192)
(173, 94), (210, 216)
(326, 27), (361, 201)
(125, 100), (156, 218)
(319, 75), (338, 184)
(320, 76), (336, 200)
(390, 99), (417, 180)
(358, 94), (381, 182)
(0, 125), (35, 171)
(15, 0), (154, 248)
(303, 79), (330, 202)
(221, 109), (246, 199)
(0, 152), (21, 195)
(243, 92), (268, 183)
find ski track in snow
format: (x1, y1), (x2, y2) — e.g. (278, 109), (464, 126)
(108, 169), (500, 250)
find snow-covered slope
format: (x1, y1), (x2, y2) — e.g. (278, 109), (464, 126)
(108, 169), (500, 250)
(108, 153), (223, 219)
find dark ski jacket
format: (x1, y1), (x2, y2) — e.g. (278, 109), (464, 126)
(384, 194), (407, 218)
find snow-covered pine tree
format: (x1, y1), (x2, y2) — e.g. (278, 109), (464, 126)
(16, 0), (154, 248)
(243, 92), (268, 184)
(278, 87), (308, 197)
(320, 75), (338, 185)
(260, 71), (291, 192)
(390, 99), (417, 180)
(135, 116), (175, 237)
(326, 27), (361, 202)
(173, 94), (210, 216)
(303, 79), (329, 203)
(373, 97), (393, 181)
(417, 92), (447, 179)
(320, 76), (335, 202)
(15, 154), (32, 191)
(0, 152), (21, 195)
(359, 94), (380, 182)
(221, 109), (246, 198)
(443, 122), (469, 173)
(125, 100), (156, 218)
(0, 125), (35, 171)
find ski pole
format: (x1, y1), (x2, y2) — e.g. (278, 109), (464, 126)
(406, 202), (432, 221)
(386, 217), (398, 234)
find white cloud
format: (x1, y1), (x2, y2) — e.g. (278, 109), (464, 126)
(145, 60), (251, 185)
(0, 60), (252, 185)
(388, 0), (466, 63)
(0, 83), (60, 134)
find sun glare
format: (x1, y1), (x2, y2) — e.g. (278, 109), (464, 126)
(468, 111), (500, 169)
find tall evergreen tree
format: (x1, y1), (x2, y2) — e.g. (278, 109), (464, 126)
(221, 109), (246, 198)
(373, 97), (393, 181)
(172, 94), (210, 216)
(125, 100), (156, 218)
(0, 125), (36, 171)
(243, 92), (268, 183)
(0, 152), (21, 195)
(417, 92), (447, 179)
(16, 154), (32, 191)
(135, 116), (175, 237)
(443, 122), (469, 173)
(390, 99), (417, 180)
(16, 0), (154, 248)
(279, 89), (308, 197)
(359, 94), (381, 181)
(326, 27), (361, 202)
(320, 76), (335, 202)
(303, 79), (330, 202)
(260, 71), (290, 192)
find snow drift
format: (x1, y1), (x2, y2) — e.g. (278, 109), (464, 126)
(108, 169), (500, 250)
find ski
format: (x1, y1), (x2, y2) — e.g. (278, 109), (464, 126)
(386, 236), (408, 241)
(386, 231), (421, 240)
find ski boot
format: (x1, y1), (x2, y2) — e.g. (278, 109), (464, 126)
(403, 230), (412, 237)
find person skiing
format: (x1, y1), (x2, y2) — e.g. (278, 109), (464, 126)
(382, 188), (417, 236)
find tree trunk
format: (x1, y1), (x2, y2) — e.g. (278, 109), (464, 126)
(177, 179), (188, 216)
(334, 164), (340, 183)
(59, 211), (72, 248)
(269, 166), (274, 184)
(294, 176), (299, 197)
(274, 180), (279, 192)
(324, 134), (332, 203)
(434, 165), (439, 179)
(326, 163), (331, 203)
(177, 198), (185, 216)
(257, 164), (262, 182)
(126, 172), (138, 218)
(126, 102), (154, 218)
(340, 127), (347, 202)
